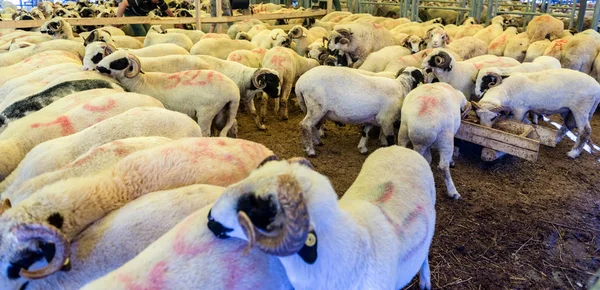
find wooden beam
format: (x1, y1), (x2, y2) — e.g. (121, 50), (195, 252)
(195, 0), (201, 30)
(327, 0), (333, 13)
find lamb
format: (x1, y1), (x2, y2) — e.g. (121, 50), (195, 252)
(207, 146), (436, 289)
(0, 90), (156, 181)
(421, 48), (520, 100)
(288, 25), (328, 56)
(144, 25), (193, 51)
(472, 69), (600, 158)
(227, 47), (268, 68)
(0, 79), (122, 132)
(0, 137), (274, 283)
(165, 28), (206, 43)
(260, 47), (319, 121)
(1, 184), (227, 290)
(0, 107), (203, 196)
(474, 56), (561, 98)
(190, 38), (257, 59)
(358, 45), (412, 72)
(82, 42), (202, 71)
(84, 28), (143, 49)
(250, 28), (291, 49)
(196, 55), (280, 130)
(328, 22), (400, 68)
(526, 14), (564, 42)
(295, 66), (424, 156)
(424, 27), (488, 59)
(0, 40), (84, 68)
(97, 51), (240, 137)
(4, 136), (173, 205)
(398, 82), (470, 199)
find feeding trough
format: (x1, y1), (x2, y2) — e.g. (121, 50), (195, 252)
(455, 118), (558, 162)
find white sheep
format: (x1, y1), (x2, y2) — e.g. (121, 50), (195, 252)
(523, 39), (551, 62)
(165, 28), (206, 43)
(295, 66), (423, 156)
(0, 137), (274, 282)
(39, 17), (83, 42)
(424, 27), (488, 60)
(288, 25), (328, 56)
(398, 82), (470, 199)
(250, 28), (291, 49)
(358, 45), (412, 72)
(474, 56), (561, 98)
(0, 40), (84, 68)
(472, 18), (504, 44)
(0, 107), (203, 197)
(144, 25), (193, 51)
(5, 136), (173, 205)
(227, 19), (266, 39)
(503, 32), (530, 61)
(422, 48), (520, 99)
(97, 51), (240, 137)
(526, 14), (564, 42)
(542, 38), (569, 60)
(260, 47), (319, 121)
(397, 34), (424, 54)
(560, 30), (600, 74)
(0, 63), (81, 101)
(84, 28), (143, 49)
(190, 38), (257, 59)
(328, 22), (400, 68)
(207, 147), (436, 289)
(227, 47), (268, 68)
(472, 69), (600, 158)
(1, 184), (227, 290)
(0, 90), (156, 181)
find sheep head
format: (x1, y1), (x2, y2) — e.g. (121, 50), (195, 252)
(396, 66), (425, 90)
(208, 156), (335, 264)
(96, 50), (143, 79)
(475, 72), (505, 98)
(288, 26), (306, 39)
(252, 68), (281, 99)
(84, 29), (113, 46)
(402, 35), (425, 54)
(422, 48), (454, 74)
(40, 17), (66, 39)
(82, 41), (116, 70)
(270, 30), (291, 48)
(471, 101), (511, 127)
(424, 27), (449, 49)
(328, 28), (352, 51)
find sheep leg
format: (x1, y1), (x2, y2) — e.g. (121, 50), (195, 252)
(379, 121), (395, 147)
(260, 92), (269, 123)
(397, 122), (409, 147)
(512, 108), (528, 124)
(357, 124), (372, 154)
(313, 118), (325, 146)
(246, 98), (267, 131)
(419, 257), (432, 290)
(567, 115), (591, 159)
(279, 84), (293, 121)
(437, 135), (460, 199)
(556, 111), (576, 143)
(300, 112), (325, 157)
(414, 144), (432, 164)
(217, 100), (240, 138)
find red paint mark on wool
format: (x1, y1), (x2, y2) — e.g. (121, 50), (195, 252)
(83, 98), (116, 112)
(31, 116), (75, 135)
(269, 55), (287, 70)
(166, 71), (219, 88)
(173, 217), (214, 256)
(488, 34), (507, 50)
(252, 48), (266, 53)
(375, 182), (394, 204)
(229, 53), (242, 62)
(545, 39), (568, 55)
(417, 96), (440, 116)
(371, 22), (383, 29)
(117, 261), (168, 290)
(222, 245), (249, 288)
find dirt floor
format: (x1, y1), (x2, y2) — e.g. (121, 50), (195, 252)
(236, 100), (600, 290)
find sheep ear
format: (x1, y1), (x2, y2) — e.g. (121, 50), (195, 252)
(287, 157), (314, 170)
(257, 155), (280, 168)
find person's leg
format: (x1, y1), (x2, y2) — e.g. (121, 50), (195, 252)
(209, 0), (217, 33)
(124, 10), (147, 36)
(333, 0), (341, 11)
(223, 0), (233, 28)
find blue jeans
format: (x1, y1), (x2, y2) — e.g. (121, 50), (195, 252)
(124, 10), (151, 36)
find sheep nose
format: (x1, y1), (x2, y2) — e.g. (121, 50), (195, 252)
(207, 209), (233, 239)
(96, 66), (111, 74)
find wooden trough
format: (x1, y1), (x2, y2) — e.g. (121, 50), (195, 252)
(456, 118), (558, 162)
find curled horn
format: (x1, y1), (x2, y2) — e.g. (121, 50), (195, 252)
(337, 28), (351, 39)
(289, 27), (302, 38)
(252, 68), (269, 89)
(124, 54), (142, 78)
(238, 174), (310, 257)
(13, 223), (69, 279)
(433, 51), (451, 70)
(485, 72), (503, 88)
(103, 43), (116, 55)
(461, 102), (472, 119)
(0, 199), (11, 215)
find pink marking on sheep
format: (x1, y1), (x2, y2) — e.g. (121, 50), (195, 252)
(545, 39), (568, 55)
(372, 22), (383, 29)
(417, 96), (440, 116)
(229, 53), (242, 62)
(252, 48), (267, 53)
(222, 245), (250, 288)
(375, 182), (394, 204)
(83, 98), (116, 112)
(489, 34), (508, 50)
(116, 261), (168, 290)
(166, 71), (222, 88)
(269, 55), (287, 70)
(30, 115), (75, 135)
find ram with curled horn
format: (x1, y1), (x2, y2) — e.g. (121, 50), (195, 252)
(207, 146), (438, 289)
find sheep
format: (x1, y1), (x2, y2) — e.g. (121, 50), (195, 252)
(82, 42), (199, 71)
(207, 146), (436, 289)
(358, 45), (412, 73)
(96, 51), (239, 137)
(502, 32), (530, 61)
(0, 35), (53, 52)
(526, 14), (564, 42)
(0, 63), (81, 101)
(328, 22), (400, 68)
(241, 24), (270, 40)
(422, 48), (520, 100)
(81, 202), (292, 290)
(523, 39), (551, 62)
(398, 35), (424, 54)
(0, 107), (203, 197)
(0, 79), (122, 132)
(288, 25), (328, 56)
(1, 184), (227, 290)
(36, 1), (54, 19)
(305, 37), (330, 63)
(144, 25), (193, 51)
(227, 47), (267, 68)
(453, 22), (484, 39)
(190, 38), (257, 59)
(202, 33), (232, 40)
(121, 43), (190, 57)
(226, 19), (266, 39)
(474, 56), (561, 98)
(261, 47), (319, 121)
(472, 69), (600, 158)
(0, 40), (84, 68)
(196, 55), (280, 130)
(472, 18), (504, 44)
(0, 90), (157, 181)
(4, 136), (173, 205)
(250, 29), (291, 49)
(295, 66), (424, 156)
(560, 31), (600, 74)
(542, 38), (569, 60)
(398, 82), (470, 199)
(39, 17), (83, 42)
(165, 28), (205, 43)
(0, 137), (273, 283)
(424, 27), (488, 60)
(84, 28), (143, 49)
